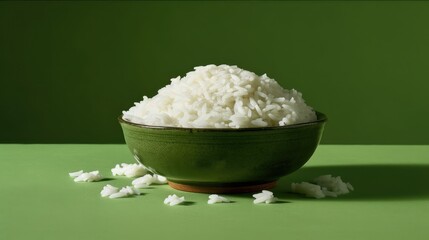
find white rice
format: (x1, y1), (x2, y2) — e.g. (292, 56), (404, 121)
(100, 184), (119, 197)
(291, 182), (326, 199)
(111, 163), (147, 178)
(123, 64), (316, 128)
(109, 192), (129, 199)
(69, 170), (84, 178)
(290, 175), (354, 198)
(164, 194), (185, 206)
(208, 194), (230, 204)
(132, 174), (168, 189)
(252, 190), (278, 204)
(100, 184), (140, 199)
(313, 174), (354, 197)
(69, 170), (103, 182)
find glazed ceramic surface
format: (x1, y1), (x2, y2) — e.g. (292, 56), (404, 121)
(119, 112), (326, 188)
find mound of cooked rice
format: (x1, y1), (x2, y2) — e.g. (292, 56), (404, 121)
(123, 64), (316, 128)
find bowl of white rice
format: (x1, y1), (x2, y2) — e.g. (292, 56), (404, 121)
(119, 65), (326, 193)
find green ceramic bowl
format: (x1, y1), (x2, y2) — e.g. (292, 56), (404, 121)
(119, 112), (327, 193)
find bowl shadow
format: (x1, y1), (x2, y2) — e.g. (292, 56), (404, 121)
(274, 164), (429, 201)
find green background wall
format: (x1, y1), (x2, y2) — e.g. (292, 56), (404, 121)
(1, 1), (428, 144)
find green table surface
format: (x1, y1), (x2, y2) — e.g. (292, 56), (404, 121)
(0, 145), (428, 240)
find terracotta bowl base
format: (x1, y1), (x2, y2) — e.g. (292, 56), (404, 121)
(168, 181), (277, 193)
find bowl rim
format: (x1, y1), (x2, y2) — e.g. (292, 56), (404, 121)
(118, 111), (327, 132)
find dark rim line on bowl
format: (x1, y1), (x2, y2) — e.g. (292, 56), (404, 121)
(118, 111), (327, 132)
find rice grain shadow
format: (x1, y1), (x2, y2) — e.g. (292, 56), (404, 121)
(268, 199), (291, 204)
(98, 178), (115, 182)
(181, 201), (196, 206)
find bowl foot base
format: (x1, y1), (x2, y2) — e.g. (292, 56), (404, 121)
(167, 181), (277, 193)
